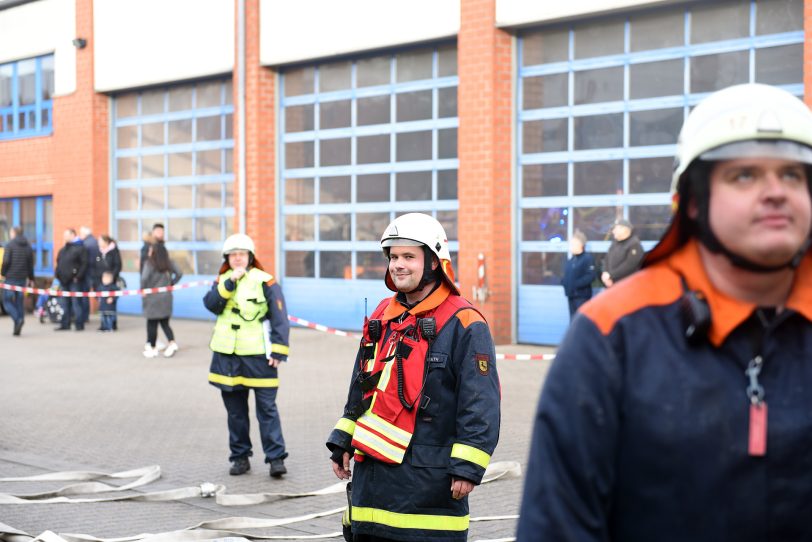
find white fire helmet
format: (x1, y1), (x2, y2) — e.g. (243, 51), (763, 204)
(645, 83), (812, 266)
(222, 233), (255, 256)
(380, 213), (459, 294)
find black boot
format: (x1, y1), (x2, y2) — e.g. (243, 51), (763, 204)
(229, 457), (250, 476)
(269, 458), (287, 478)
(13, 321), (22, 336)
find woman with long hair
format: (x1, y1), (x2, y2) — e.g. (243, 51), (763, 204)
(141, 242), (182, 358)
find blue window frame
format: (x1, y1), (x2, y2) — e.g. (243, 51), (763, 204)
(280, 44), (459, 329)
(0, 54), (54, 140)
(517, 0), (804, 344)
(0, 195), (54, 276)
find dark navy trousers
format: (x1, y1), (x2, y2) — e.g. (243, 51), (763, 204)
(221, 387), (287, 463)
(2, 278), (26, 325)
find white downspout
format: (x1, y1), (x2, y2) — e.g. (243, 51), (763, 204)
(237, 0), (247, 234)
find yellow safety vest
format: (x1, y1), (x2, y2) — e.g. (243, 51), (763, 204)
(209, 267), (271, 356)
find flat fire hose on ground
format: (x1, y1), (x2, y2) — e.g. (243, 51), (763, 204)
(0, 462), (521, 542)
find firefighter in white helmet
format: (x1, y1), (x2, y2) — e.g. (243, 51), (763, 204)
(204, 233), (291, 479)
(519, 84), (812, 541)
(326, 213), (501, 542)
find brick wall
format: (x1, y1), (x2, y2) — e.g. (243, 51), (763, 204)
(238, 0), (279, 275)
(0, 0), (109, 265)
(458, 0), (514, 344)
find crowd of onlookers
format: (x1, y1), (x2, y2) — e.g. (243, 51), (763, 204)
(2, 222), (182, 358)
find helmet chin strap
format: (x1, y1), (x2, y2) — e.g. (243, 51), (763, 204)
(697, 220), (810, 273)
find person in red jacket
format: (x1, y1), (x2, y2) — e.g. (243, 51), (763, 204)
(326, 213), (501, 542)
(518, 84), (812, 541)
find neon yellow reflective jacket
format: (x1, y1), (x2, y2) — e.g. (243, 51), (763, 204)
(209, 267), (271, 356)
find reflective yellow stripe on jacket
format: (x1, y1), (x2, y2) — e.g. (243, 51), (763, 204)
(207, 373), (279, 388)
(210, 267), (271, 356)
(450, 442), (491, 469)
(351, 507), (469, 531)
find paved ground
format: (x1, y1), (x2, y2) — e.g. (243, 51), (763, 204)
(0, 309), (553, 541)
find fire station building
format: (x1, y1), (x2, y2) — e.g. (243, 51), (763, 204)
(0, 0), (807, 343)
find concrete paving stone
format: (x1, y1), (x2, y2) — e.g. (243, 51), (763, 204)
(0, 311), (552, 540)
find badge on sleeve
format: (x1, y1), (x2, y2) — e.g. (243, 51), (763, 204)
(475, 354), (490, 376)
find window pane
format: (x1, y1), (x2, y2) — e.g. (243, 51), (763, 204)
(120, 249), (139, 272)
(438, 86), (458, 118)
(397, 90), (432, 122)
(523, 118), (567, 153)
(357, 134), (390, 164)
(320, 213), (351, 240)
(196, 250), (222, 276)
(573, 206), (616, 240)
(397, 49), (433, 82)
(224, 114), (233, 140)
(141, 122), (164, 146)
(523, 74), (568, 110)
(523, 163), (567, 197)
(691, 1), (750, 43)
(41, 56), (55, 100)
(356, 212), (390, 241)
(285, 214), (315, 241)
(117, 188), (138, 211)
(168, 119), (193, 144)
(167, 217), (193, 241)
(357, 55), (391, 87)
(168, 152), (193, 177)
(285, 104), (314, 132)
(357, 173), (390, 202)
(396, 131), (432, 161)
(224, 149), (233, 173)
(285, 178), (315, 204)
(285, 141), (314, 168)
(522, 207), (567, 241)
(755, 44), (803, 85)
(574, 67), (623, 105)
(574, 114), (622, 150)
(117, 125), (139, 148)
(437, 169), (457, 200)
(197, 116), (222, 141)
(320, 175), (351, 203)
(522, 28), (569, 66)
(197, 81), (222, 108)
(396, 171), (432, 201)
(169, 86), (193, 111)
(319, 61), (351, 92)
(522, 252), (565, 285)
(117, 219), (140, 243)
(438, 44), (457, 77)
(117, 156), (138, 180)
(320, 251), (351, 278)
(116, 94), (138, 118)
(285, 67), (315, 96)
(19, 198), (35, 240)
(17, 59), (36, 105)
(141, 154), (164, 178)
(358, 95), (390, 125)
(629, 157), (672, 194)
(629, 108), (682, 146)
(320, 138), (351, 166)
(167, 184), (193, 209)
(286, 250), (315, 277)
(757, 0), (803, 34)
(630, 8), (684, 51)
(437, 210), (457, 241)
(630, 59), (684, 99)
(196, 149), (221, 175)
(141, 185), (164, 210)
(141, 90), (164, 115)
(574, 161), (622, 195)
(357, 251), (387, 279)
(629, 205), (671, 241)
(195, 216), (222, 242)
(320, 100), (351, 129)
(196, 183), (223, 208)
(438, 128), (457, 159)
(575, 19), (624, 59)
(0, 65), (13, 107)
(42, 198), (52, 243)
(691, 51), (748, 93)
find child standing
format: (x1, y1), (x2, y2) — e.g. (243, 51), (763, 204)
(98, 271), (119, 331)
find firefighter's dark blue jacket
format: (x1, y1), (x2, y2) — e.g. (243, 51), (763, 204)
(327, 284), (501, 542)
(517, 239), (812, 541)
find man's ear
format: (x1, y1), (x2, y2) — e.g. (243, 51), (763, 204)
(686, 197), (699, 220)
(431, 255), (440, 271)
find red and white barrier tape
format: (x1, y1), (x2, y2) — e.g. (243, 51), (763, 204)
(1, 281), (554, 360)
(0, 280), (214, 298)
